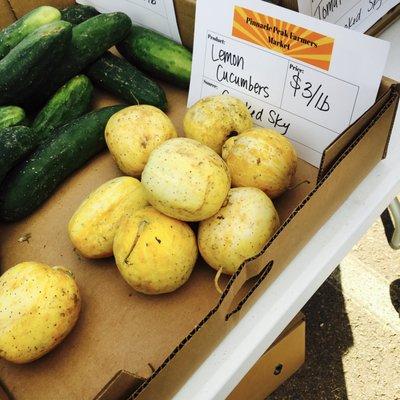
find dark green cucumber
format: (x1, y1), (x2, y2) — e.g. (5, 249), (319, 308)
(59, 12), (167, 109)
(117, 26), (192, 88)
(0, 105), (125, 221)
(35, 12), (132, 103)
(0, 126), (36, 183)
(0, 6), (61, 59)
(61, 4), (99, 25)
(87, 52), (167, 110)
(0, 106), (26, 129)
(32, 75), (93, 142)
(0, 21), (72, 106)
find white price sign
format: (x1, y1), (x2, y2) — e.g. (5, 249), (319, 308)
(297, 0), (400, 32)
(189, 0), (390, 166)
(77, 0), (182, 43)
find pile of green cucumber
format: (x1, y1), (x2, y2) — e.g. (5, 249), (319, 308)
(0, 4), (192, 221)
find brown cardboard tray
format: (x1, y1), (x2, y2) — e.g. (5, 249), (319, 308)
(0, 78), (398, 400)
(0, 2), (399, 400)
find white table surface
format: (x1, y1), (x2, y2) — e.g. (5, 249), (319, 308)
(172, 19), (400, 400)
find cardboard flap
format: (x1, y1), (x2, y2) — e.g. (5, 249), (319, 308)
(0, 0), (15, 29)
(0, 382), (11, 400)
(366, 3), (400, 36)
(95, 371), (144, 400)
(317, 81), (400, 182)
(275, 0), (299, 11)
(224, 261), (274, 322)
(173, 0), (196, 49)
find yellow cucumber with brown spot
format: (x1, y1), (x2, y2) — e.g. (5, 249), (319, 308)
(0, 261), (81, 364)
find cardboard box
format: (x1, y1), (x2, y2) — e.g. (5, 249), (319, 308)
(226, 313), (305, 400)
(0, 2), (399, 400)
(174, 0), (196, 49)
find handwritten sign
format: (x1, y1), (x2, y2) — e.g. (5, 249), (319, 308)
(77, 0), (181, 43)
(188, 0), (389, 166)
(297, 0), (400, 32)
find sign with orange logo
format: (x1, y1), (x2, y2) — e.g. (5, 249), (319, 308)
(232, 6), (334, 71)
(188, 0), (389, 167)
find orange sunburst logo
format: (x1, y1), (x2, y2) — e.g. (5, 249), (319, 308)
(232, 6), (334, 71)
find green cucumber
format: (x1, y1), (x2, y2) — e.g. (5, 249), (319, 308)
(0, 126), (36, 184)
(32, 75), (93, 142)
(57, 12), (167, 109)
(0, 105), (125, 221)
(0, 6), (61, 59)
(35, 12), (132, 103)
(87, 52), (167, 110)
(61, 4), (99, 25)
(117, 26), (192, 88)
(0, 106), (26, 129)
(0, 21), (72, 106)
